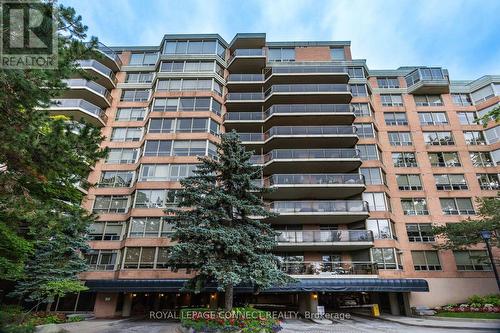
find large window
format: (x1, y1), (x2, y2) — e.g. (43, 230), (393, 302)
(152, 97), (221, 116)
(396, 174), (422, 190)
(412, 251), (441, 271)
(176, 118), (209, 133)
(454, 251), (491, 271)
(428, 152), (461, 167)
(128, 217), (173, 238)
(123, 247), (155, 269)
(477, 173), (500, 190)
(121, 89), (150, 102)
(105, 148), (139, 164)
(351, 103), (371, 117)
(414, 95), (443, 107)
(98, 171), (135, 188)
(143, 140), (217, 158)
(134, 189), (178, 208)
(360, 168), (385, 185)
(93, 195), (129, 213)
(401, 198), (428, 215)
(392, 152), (417, 167)
(143, 140), (172, 157)
(406, 223), (434, 242)
(357, 144), (379, 161)
(452, 93), (473, 106)
(129, 52), (158, 66)
(110, 127), (142, 142)
(355, 123), (376, 138)
(350, 84), (368, 97)
(458, 112), (478, 125)
(163, 39), (226, 59)
(463, 131), (487, 145)
(367, 219), (396, 239)
(268, 48), (295, 62)
(156, 79), (221, 95)
(384, 112), (408, 125)
(85, 250), (118, 271)
(388, 132), (412, 146)
(148, 118), (174, 133)
(418, 112), (448, 125)
(88, 222), (124, 241)
(380, 94), (403, 107)
(434, 174), (468, 190)
(470, 152), (494, 167)
(115, 108), (146, 121)
(330, 47), (345, 60)
(125, 72), (153, 83)
(160, 61), (222, 76)
(371, 248), (400, 269)
(148, 117), (219, 135)
(485, 126), (500, 144)
(471, 85), (495, 104)
(440, 198), (475, 215)
(347, 67), (364, 78)
(377, 77), (399, 88)
(423, 131), (454, 145)
(362, 192), (389, 211)
(139, 164), (198, 182)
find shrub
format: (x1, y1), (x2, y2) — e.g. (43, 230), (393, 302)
(467, 294), (500, 307)
(67, 315), (84, 323)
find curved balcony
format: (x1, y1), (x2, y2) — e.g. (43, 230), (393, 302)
(62, 79), (112, 108)
(264, 84), (351, 104)
(279, 261), (377, 277)
(405, 67), (449, 94)
(264, 173), (365, 200)
(276, 230), (374, 251)
(252, 148), (361, 174)
(268, 200), (370, 224)
(227, 48), (266, 72)
(94, 41), (122, 71)
(49, 99), (107, 126)
(77, 59), (117, 89)
(239, 126), (358, 151)
(264, 66), (349, 84)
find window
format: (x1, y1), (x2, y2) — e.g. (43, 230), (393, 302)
(148, 118), (174, 133)
(98, 171), (135, 188)
(351, 103), (371, 117)
(176, 118), (209, 133)
(85, 250), (118, 271)
(392, 152), (417, 167)
(347, 67), (364, 78)
(429, 152), (461, 167)
(406, 68), (445, 86)
(330, 47), (345, 60)
(367, 219), (396, 239)
(134, 189), (178, 208)
(139, 164), (197, 182)
(152, 97), (219, 115)
(406, 224), (434, 242)
(371, 248), (400, 269)
(477, 173), (500, 190)
(396, 174), (423, 190)
(401, 198), (428, 215)
(434, 174), (468, 190)
(470, 152), (494, 167)
(485, 126), (500, 144)
(105, 148), (139, 164)
(454, 251), (491, 271)
(357, 144), (379, 160)
(458, 112), (478, 125)
(377, 77), (400, 88)
(129, 52), (158, 66)
(173, 140), (207, 156)
(477, 103), (499, 121)
(464, 131), (487, 145)
(268, 48), (295, 62)
(440, 198), (475, 215)
(414, 95), (443, 106)
(93, 195), (129, 213)
(143, 140), (172, 157)
(157, 79), (216, 94)
(452, 93), (472, 106)
(355, 124), (376, 138)
(88, 222), (124, 241)
(384, 112), (408, 125)
(360, 168), (385, 185)
(110, 127), (142, 142)
(123, 247), (155, 269)
(163, 39), (225, 59)
(362, 192), (389, 211)
(115, 108), (146, 121)
(412, 251), (441, 271)
(381, 94), (403, 106)
(160, 60), (219, 74)
(423, 131), (454, 145)
(471, 85), (495, 104)
(128, 217), (173, 238)
(350, 84), (368, 97)
(418, 112), (448, 125)
(125, 72), (153, 83)
(388, 132), (412, 146)
(121, 89), (149, 102)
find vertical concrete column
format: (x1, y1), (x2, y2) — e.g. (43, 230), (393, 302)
(298, 293), (318, 315)
(122, 293), (133, 317)
(401, 292), (412, 316)
(388, 292), (400, 316)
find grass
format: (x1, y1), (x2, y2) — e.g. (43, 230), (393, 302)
(436, 312), (500, 320)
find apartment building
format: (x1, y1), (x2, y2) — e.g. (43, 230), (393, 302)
(48, 34), (499, 317)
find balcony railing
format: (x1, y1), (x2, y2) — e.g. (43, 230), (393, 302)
(227, 74), (265, 82)
(226, 92), (265, 101)
(228, 48), (265, 63)
(63, 79), (112, 102)
(276, 230), (373, 243)
(267, 173), (365, 186)
(280, 261), (377, 276)
(95, 41), (122, 67)
(240, 126), (357, 142)
(51, 99), (107, 123)
(265, 66), (347, 77)
(224, 104), (352, 121)
(405, 67), (449, 87)
(264, 84), (349, 96)
(77, 59), (117, 84)
(87, 263), (116, 271)
(270, 200), (369, 213)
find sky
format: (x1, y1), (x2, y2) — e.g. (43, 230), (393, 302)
(61, 0), (500, 80)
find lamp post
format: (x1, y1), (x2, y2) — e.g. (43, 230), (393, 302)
(479, 230), (500, 291)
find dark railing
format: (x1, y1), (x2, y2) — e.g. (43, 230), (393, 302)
(226, 92), (265, 101)
(265, 66), (347, 77)
(264, 84), (349, 96)
(250, 148), (360, 164)
(276, 230), (373, 243)
(227, 74), (265, 82)
(228, 48), (265, 63)
(280, 261), (377, 275)
(270, 200), (369, 213)
(224, 104), (351, 121)
(267, 173), (364, 186)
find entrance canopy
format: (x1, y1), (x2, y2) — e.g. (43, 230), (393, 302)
(85, 278), (429, 293)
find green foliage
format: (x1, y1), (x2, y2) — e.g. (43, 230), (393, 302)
(432, 196), (499, 249)
(0, 0), (107, 302)
(436, 312), (500, 319)
(166, 131), (293, 309)
(477, 105), (500, 127)
(467, 294), (500, 307)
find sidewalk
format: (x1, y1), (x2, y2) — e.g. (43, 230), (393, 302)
(372, 313), (500, 331)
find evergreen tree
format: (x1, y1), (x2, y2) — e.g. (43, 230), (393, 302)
(0, 1), (107, 303)
(166, 131), (292, 310)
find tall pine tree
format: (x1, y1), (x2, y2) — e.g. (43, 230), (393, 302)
(166, 131), (292, 310)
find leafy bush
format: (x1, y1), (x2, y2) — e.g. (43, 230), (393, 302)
(467, 294), (500, 307)
(66, 315), (84, 323)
